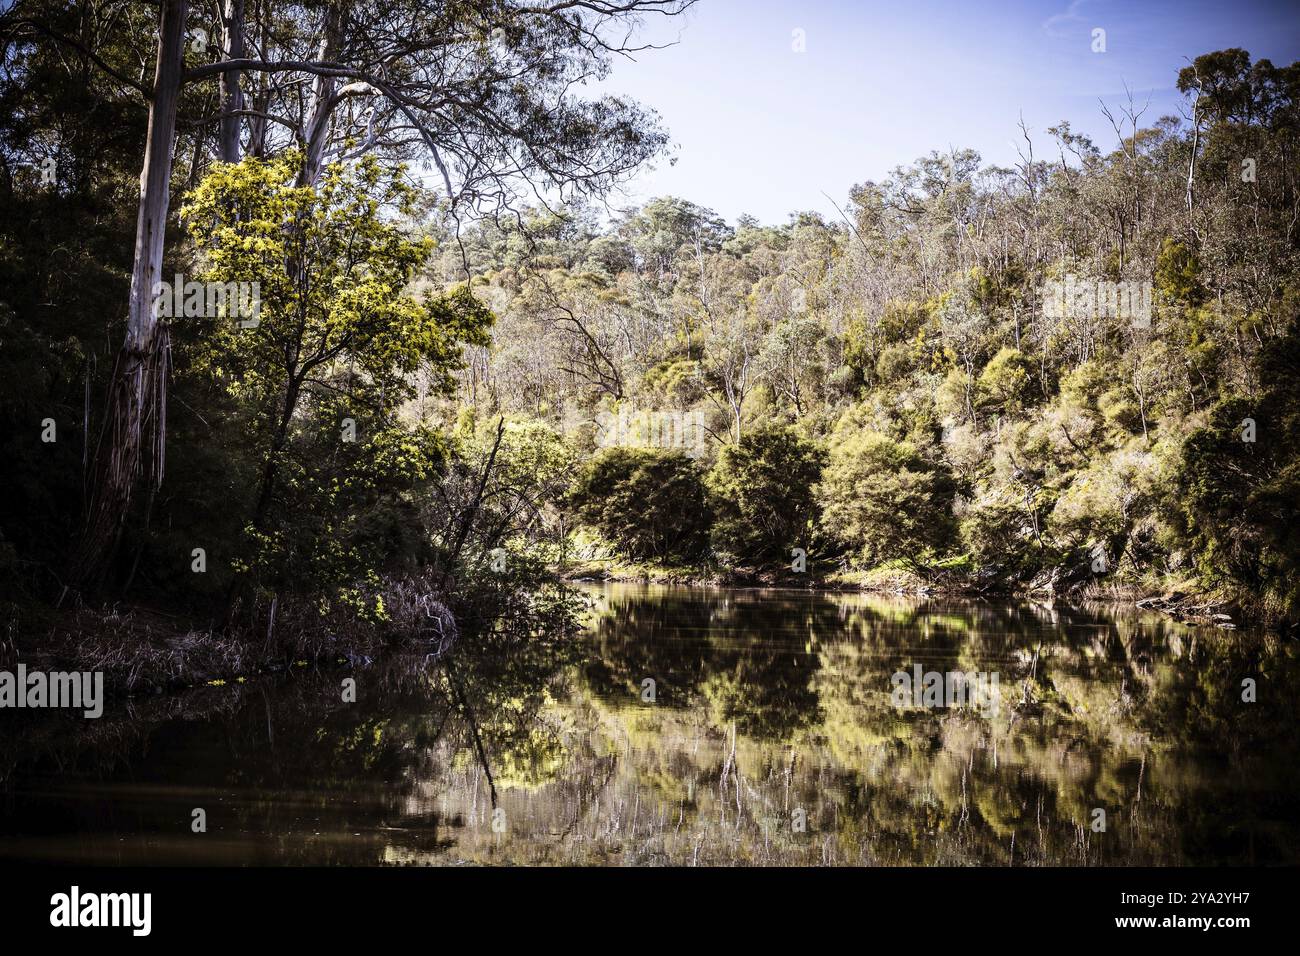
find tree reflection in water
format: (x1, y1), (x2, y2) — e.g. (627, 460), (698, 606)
(1, 584), (1297, 865)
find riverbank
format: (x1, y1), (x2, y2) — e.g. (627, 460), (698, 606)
(0, 600), (393, 697)
(559, 557), (1283, 633)
(0, 565), (584, 700)
(2, 563), (1284, 704)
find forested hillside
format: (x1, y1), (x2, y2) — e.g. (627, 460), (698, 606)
(432, 49), (1300, 619)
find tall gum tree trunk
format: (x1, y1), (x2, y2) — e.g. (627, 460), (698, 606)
(219, 0), (244, 163)
(71, 0), (188, 587)
(298, 3), (341, 186)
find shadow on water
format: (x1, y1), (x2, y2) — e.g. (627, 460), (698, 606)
(1, 584), (1297, 865)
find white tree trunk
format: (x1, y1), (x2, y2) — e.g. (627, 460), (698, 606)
(298, 3), (341, 186)
(219, 0), (244, 163)
(73, 0), (188, 585)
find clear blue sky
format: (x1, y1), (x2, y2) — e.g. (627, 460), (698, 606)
(596, 0), (1300, 225)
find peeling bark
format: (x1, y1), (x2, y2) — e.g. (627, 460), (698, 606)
(72, 0), (188, 587)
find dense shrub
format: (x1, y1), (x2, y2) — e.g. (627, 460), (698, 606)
(569, 447), (711, 562)
(1172, 324), (1300, 617)
(706, 425), (826, 566)
(818, 425), (957, 568)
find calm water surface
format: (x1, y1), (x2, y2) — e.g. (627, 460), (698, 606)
(2, 584), (1297, 865)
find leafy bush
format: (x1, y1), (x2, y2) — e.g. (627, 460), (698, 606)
(569, 448), (711, 562)
(1173, 323), (1300, 618)
(818, 425), (957, 568)
(706, 425), (826, 566)
(978, 347), (1036, 413)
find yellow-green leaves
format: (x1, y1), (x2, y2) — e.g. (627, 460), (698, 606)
(177, 153), (493, 612)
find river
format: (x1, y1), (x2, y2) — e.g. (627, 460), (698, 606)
(2, 584), (1296, 865)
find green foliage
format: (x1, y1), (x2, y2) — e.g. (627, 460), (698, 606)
(958, 493), (1040, 579)
(620, 196), (730, 276)
(1154, 238), (1205, 307)
(569, 448), (711, 562)
(819, 423), (957, 568)
(706, 425), (826, 566)
(978, 347), (1036, 414)
(3, 33), (1299, 624)
(433, 44), (1295, 615)
(179, 153), (492, 606)
(1173, 324), (1300, 616)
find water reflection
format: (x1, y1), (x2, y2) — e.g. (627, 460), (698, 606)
(1, 584), (1297, 865)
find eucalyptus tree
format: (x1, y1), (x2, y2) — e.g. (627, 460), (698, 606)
(1, 0), (693, 586)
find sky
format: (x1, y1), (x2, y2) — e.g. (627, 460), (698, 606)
(594, 0), (1300, 225)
